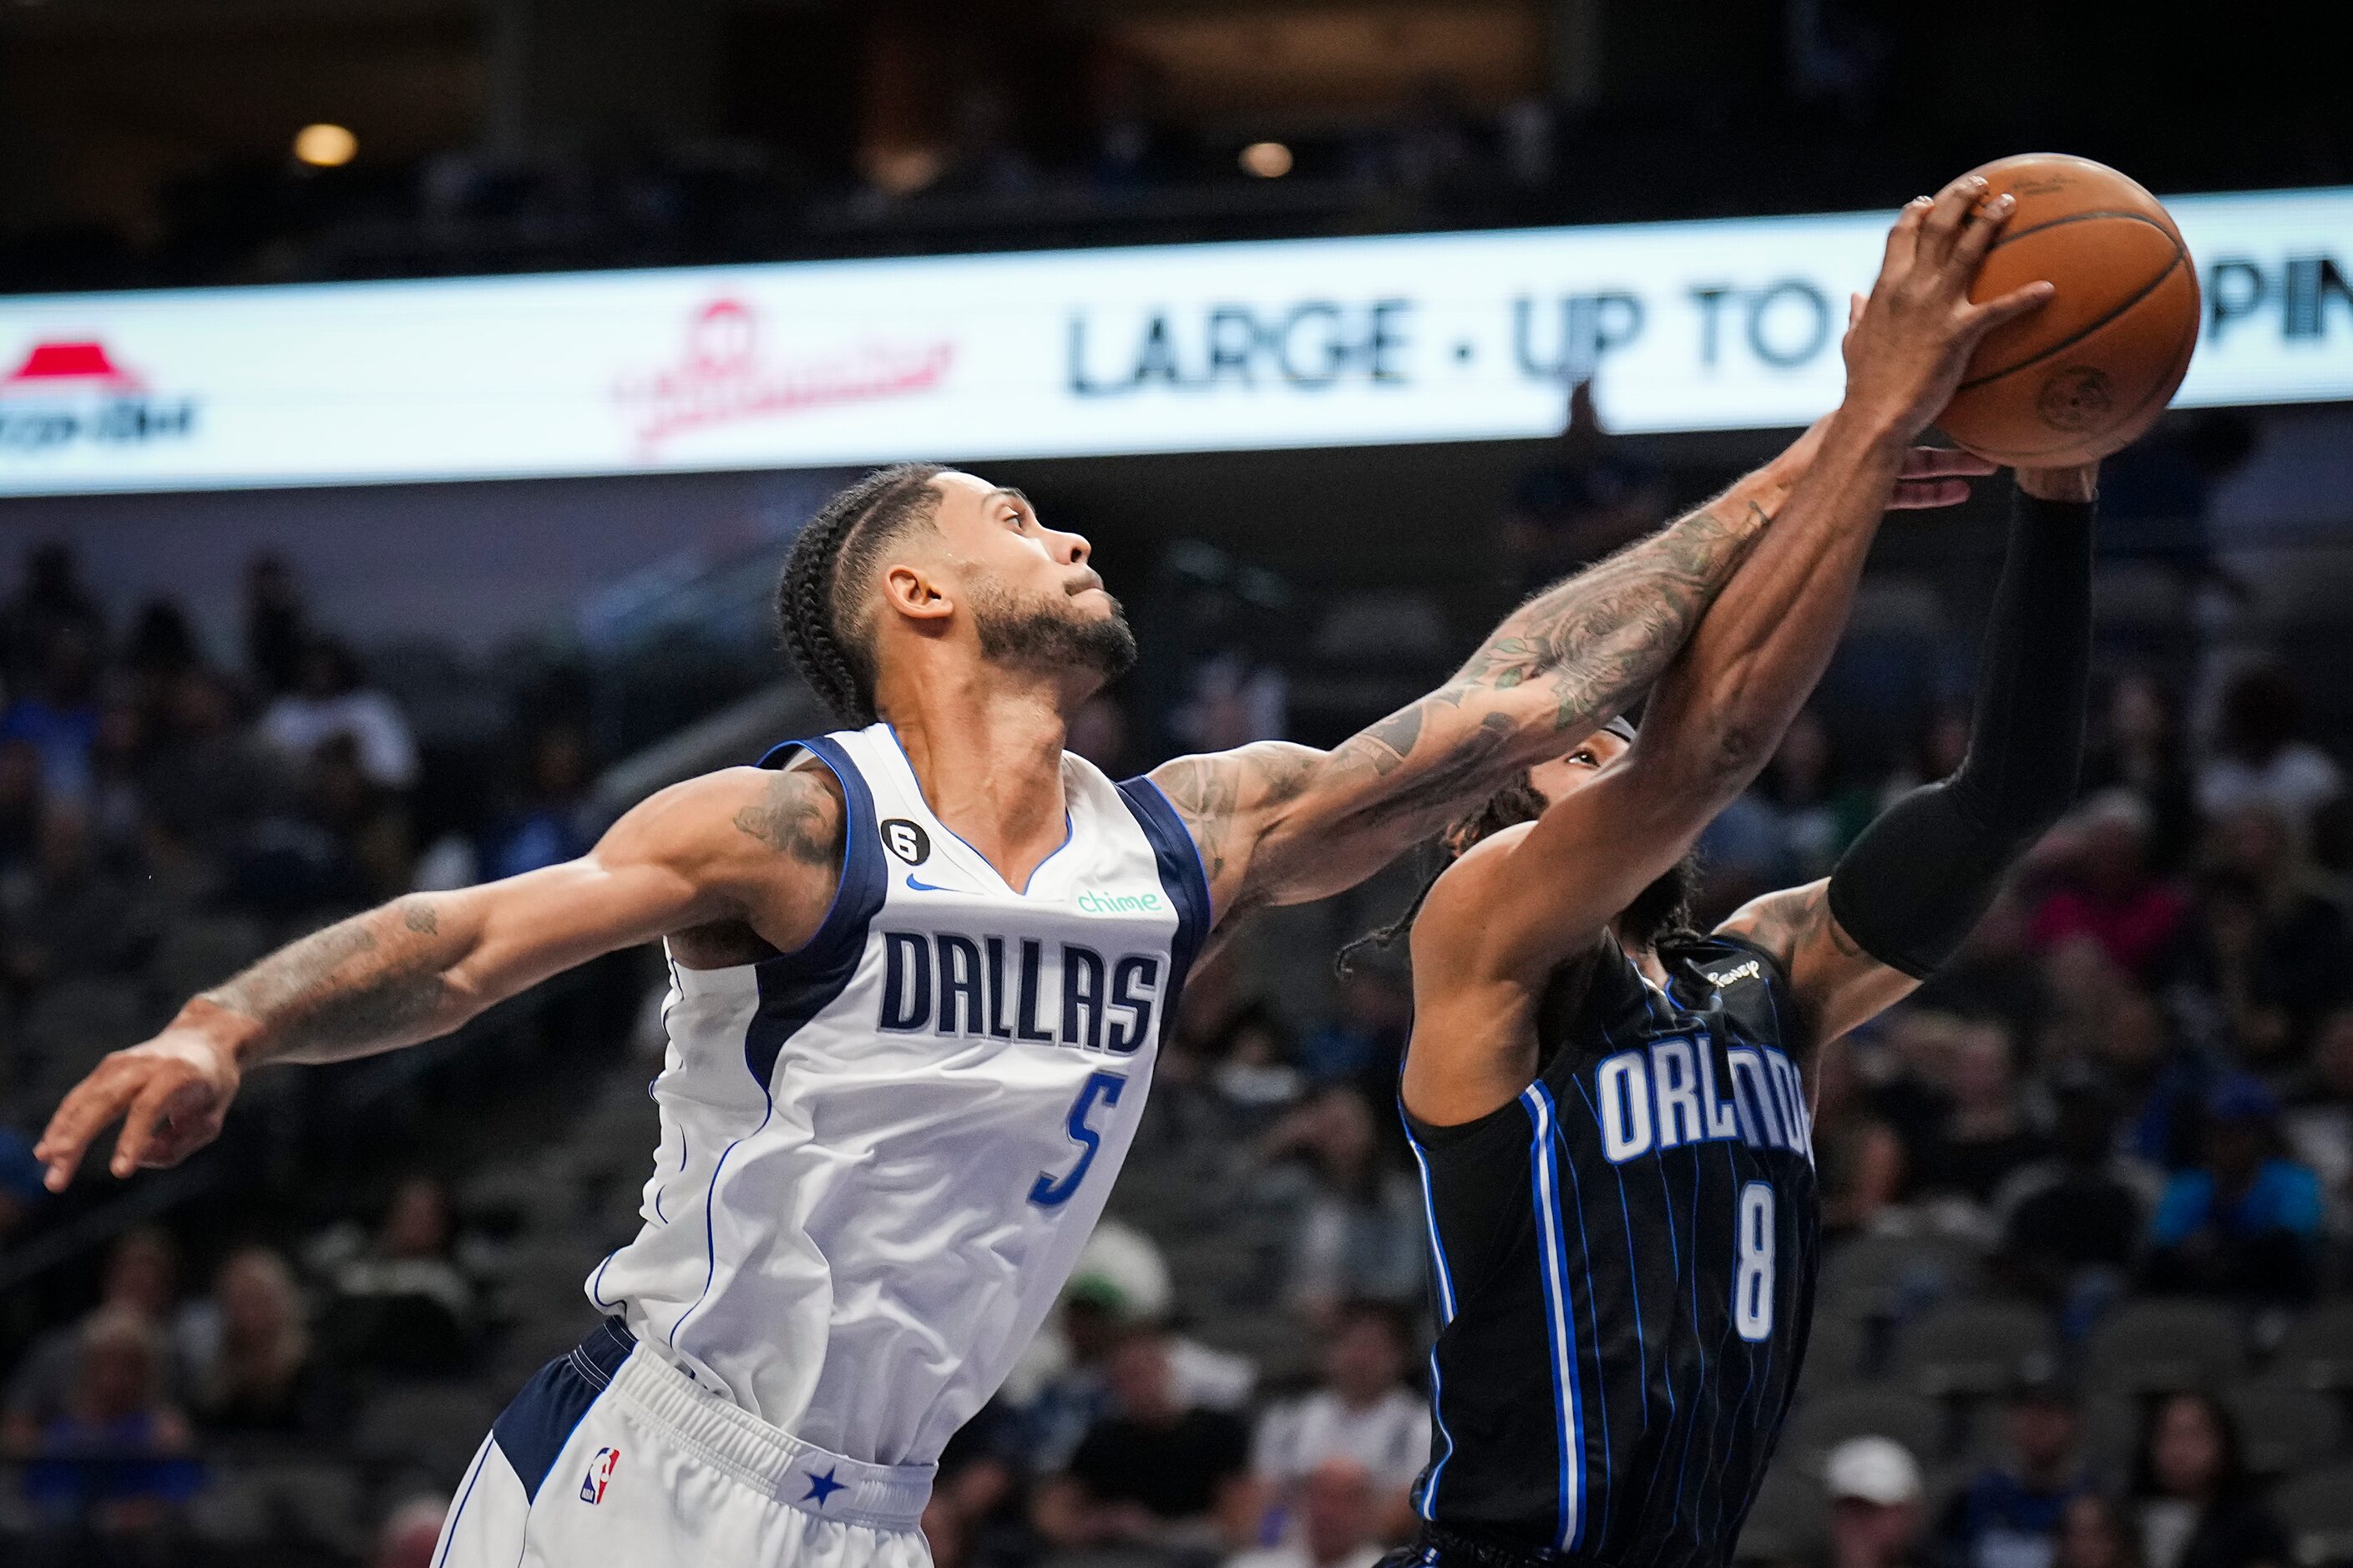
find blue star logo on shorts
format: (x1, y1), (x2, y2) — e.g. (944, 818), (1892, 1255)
(802, 1466), (844, 1507)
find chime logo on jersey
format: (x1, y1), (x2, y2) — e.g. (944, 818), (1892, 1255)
(875, 930), (1161, 1053)
(579, 1446), (620, 1505)
(1591, 1035), (1814, 1165)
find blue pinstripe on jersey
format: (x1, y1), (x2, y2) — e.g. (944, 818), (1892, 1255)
(1405, 1124), (1460, 1520)
(1523, 1084), (1587, 1552)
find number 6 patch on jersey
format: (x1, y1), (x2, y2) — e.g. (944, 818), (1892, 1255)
(881, 819), (932, 865)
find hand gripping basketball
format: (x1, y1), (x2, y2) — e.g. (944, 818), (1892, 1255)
(1840, 173), (2057, 447)
(1934, 153), (2199, 468)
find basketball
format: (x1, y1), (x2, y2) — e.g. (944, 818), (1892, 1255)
(1936, 153), (2201, 468)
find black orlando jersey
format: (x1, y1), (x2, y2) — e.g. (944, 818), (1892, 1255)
(1403, 933), (1822, 1568)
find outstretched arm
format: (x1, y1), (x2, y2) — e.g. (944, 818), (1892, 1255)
(1402, 175), (2055, 1124)
(34, 763), (844, 1190)
(1419, 175), (2047, 969)
(1151, 453), (1787, 926)
(1719, 464), (2097, 1050)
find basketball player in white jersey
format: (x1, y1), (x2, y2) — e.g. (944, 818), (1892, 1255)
(35, 391), (1987, 1565)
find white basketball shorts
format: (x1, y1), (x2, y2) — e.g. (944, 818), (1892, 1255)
(432, 1319), (938, 1568)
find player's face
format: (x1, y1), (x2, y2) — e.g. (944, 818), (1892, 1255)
(1526, 726), (1698, 947)
(1526, 726), (1632, 804)
(923, 471), (1136, 689)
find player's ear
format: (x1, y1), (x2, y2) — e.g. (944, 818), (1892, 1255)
(880, 562), (954, 625)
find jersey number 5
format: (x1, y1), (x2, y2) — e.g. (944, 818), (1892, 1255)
(1733, 1181), (1776, 1340)
(1030, 1070), (1126, 1209)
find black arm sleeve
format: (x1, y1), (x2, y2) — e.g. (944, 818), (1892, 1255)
(1825, 488), (2095, 978)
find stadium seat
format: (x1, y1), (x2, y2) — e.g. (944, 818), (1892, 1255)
(1784, 1387), (1947, 1467)
(1815, 1236), (1983, 1323)
(18, 977), (146, 1097)
(2083, 1394), (2143, 1474)
(498, 1232), (606, 1293)
(490, 1314), (600, 1399)
(1888, 1299), (2053, 1399)
(2274, 1303), (2353, 1393)
(2084, 1299), (2245, 1396)
(186, 1456), (364, 1558)
(1733, 1464), (1829, 1565)
(1313, 590), (1449, 669)
(1965, 1391), (2139, 1472)
(1796, 1315), (1870, 1393)
(2273, 1461), (2353, 1568)
(148, 914), (270, 1007)
(351, 1383), (501, 1490)
(2226, 1381), (2346, 1477)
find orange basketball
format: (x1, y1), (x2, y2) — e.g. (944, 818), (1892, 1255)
(1935, 153), (2200, 468)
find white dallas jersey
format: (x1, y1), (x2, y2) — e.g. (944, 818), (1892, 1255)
(586, 722), (1209, 1468)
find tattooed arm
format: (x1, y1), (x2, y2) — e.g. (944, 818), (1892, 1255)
(34, 762), (844, 1189)
(1147, 460), (1788, 926)
(1715, 880), (1918, 1060)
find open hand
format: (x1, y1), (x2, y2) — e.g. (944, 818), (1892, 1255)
(33, 1027), (243, 1191)
(1843, 172), (2056, 443)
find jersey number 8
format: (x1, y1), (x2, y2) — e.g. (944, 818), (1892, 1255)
(1733, 1181), (1776, 1341)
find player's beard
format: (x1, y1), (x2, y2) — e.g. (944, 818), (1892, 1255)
(968, 578), (1139, 688)
(1621, 851), (1701, 950)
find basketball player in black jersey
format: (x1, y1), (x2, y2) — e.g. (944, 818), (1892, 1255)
(1382, 174), (2103, 1568)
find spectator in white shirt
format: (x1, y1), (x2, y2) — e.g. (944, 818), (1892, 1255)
(2196, 665), (2341, 846)
(260, 638), (418, 792)
(1227, 1460), (1386, 1568)
(1252, 1300), (1430, 1544)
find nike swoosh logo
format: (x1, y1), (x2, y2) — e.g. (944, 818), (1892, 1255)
(903, 873), (955, 893)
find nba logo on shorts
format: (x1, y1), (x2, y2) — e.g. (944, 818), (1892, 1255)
(579, 1446), (620, 1505)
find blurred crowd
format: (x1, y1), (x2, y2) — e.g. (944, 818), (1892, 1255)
(5, 440), (2353, 1568)
(0, 540), (619, 1561)
(0, 543), (605, 1134)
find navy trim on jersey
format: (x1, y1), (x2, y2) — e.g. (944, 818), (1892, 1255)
(743, 734), (888, 1086)
(1114, 777), (1212, 1044)
(1405, 1121), (1461, 1520)
(488, 1318), (632, 1502)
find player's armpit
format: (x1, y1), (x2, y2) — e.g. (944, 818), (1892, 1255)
(1715, 878), (1920, 1053)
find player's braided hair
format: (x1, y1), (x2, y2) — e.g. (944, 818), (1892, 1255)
(1334, 771), (1548, 974)
(776, 463), (947, 726)
(1336, 768), (1713, 1007)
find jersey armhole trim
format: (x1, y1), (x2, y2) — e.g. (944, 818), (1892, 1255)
(1698, 928), (1812, 1054)
(1703, 929), (1798, 991)
(1115, 775), (1212, 952)
(751, 736), (885, 969)
(1118, 776), (1213, 926)
(1400, 1091), (1537, 1148)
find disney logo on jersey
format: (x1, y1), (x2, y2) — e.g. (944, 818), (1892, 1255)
(881, 818), (932, 865)
(878, 931), (1161, 1054)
